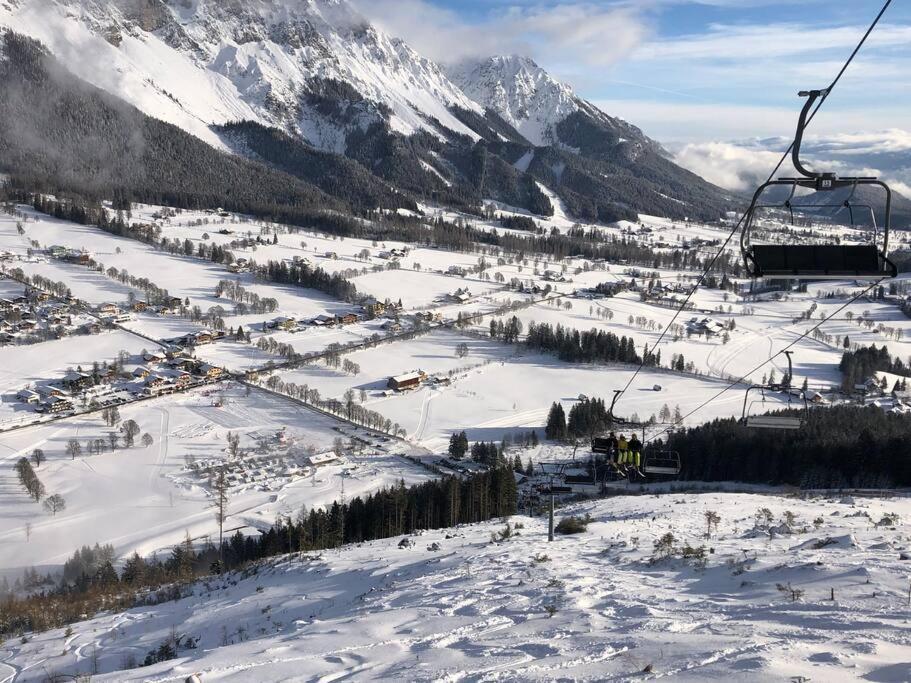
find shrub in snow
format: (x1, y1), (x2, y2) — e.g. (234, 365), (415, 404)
(555, 515), (591, 535)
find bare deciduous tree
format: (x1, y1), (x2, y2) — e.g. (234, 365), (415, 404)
(44, 494), (66, 516)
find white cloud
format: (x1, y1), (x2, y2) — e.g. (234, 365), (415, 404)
(673, 141), (785, 191)
(633, 22), (911, 62)
(351, 1), (647, 66)
(672, 134), (911, 196)
(593, 99), (911, 143)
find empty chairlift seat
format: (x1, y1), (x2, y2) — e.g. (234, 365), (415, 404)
(740, 89), (897, 281)
(749, 244), (892, 280)
(641, 451), (681, 477)
(744, 414), (804, 430)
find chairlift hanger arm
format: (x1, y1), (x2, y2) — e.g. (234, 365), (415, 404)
(792, 89), (829, 180)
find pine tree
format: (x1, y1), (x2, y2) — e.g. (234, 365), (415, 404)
(545, 402), (567, 440)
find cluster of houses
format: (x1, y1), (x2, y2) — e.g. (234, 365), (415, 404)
(440, 288), (472, 304)
(686, 316), (727, 336)
(47, 245), (91, 265)
(14, 350), (226, 415)
(162, 329), (225, 349)
(96, 297), (187, 319)
(542, 270), (570, 283)
(265, 299), (406, 333)
(641, 282), (696, 309)
(266, 311), (361, 332)
(0, 286), (99, 345)
(226, 257), (251, 274)
(377, 247), (408, 260)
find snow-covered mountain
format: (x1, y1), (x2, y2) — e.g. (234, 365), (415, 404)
(449, 54), (655, 154)
(448, 55), (578, 146)
(0, 0), (483, 152)
(0, 0), (732, 222)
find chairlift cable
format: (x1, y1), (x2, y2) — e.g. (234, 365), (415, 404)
(644, 277), (885, 446)
(611, 0), (893, 414)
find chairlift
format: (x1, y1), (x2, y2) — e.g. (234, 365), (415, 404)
(740, 89), (897, 280)
(741, 352), (809, 430)
(641, 450), (681, 478)
(606, 389), (645, 430)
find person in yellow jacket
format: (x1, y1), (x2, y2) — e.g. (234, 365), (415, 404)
(617, 434), (629, 465)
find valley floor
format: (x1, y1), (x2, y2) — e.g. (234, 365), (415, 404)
(4, 491), (910, 682)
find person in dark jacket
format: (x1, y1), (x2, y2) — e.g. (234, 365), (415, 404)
(606, 431), (618, 463)
(628, 434), (642, 468)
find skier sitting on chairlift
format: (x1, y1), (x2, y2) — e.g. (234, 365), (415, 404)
(617, 434), (629, 466)
(628, 434), (642, 469)
(606, 431), (618, 463)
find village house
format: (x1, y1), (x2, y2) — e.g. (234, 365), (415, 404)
(337, 312), (359, 326)
(387, 370), (426, 392)
(308, 452), (339, 467)
(143, 375), (170, 395)
(37, 385), (67, 400)
(448, 288), (471, 304)
(198, 363), (224, 380)
(97, 303), (120, 316)
(310, 314), (336, 327)
(16, 389), (40, 404)
(269, 316), (298, 331)
(42, 395), (74, 414)
(61, 371), (93, 392)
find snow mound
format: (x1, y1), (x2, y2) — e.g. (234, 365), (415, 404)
(791, 534), (859, 551)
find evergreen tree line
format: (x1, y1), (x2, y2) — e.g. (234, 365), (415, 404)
(524, 321), (647, 365)
(0, 469), (516, 637)
(545, 399), (611, 440)
(261, 259), (359, 303)
(499, 215), (539, 232)
(839, 345), (911, 393)
(663, 405), (911, 488)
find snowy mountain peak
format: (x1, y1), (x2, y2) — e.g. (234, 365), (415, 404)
(448, 54), (581, 146)
(0, 0), (483, 150)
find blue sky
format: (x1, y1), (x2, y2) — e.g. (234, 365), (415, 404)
(357, 1), (911, 144)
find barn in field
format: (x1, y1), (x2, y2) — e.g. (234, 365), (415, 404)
(387, 370), (425, 392)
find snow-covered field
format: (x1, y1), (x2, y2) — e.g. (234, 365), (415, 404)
(0, 330), (152, 425)
(4, 491), (910, 681)
(3, 196), (911, 682)
(274, 328), (748, 451)
(0, 384), (431, 576)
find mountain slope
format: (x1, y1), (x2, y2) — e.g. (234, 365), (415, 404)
(0, 31), (371, 223)
(450, 55), (733, 222)
(0, 0), (732, 223)
(5, 493), (911, 681)
(0, 0), (484, 150)
(449, 55), (655, 154)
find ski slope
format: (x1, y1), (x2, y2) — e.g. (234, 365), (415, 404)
(4, 492), (910, 681)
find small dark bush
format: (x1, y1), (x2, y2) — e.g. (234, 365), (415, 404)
(555, 514), (592, 535)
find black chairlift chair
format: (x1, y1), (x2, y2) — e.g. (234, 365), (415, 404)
(741, 352), (809, 430)
(740, 89), (897, 280)
(641, 450), (681, 479)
